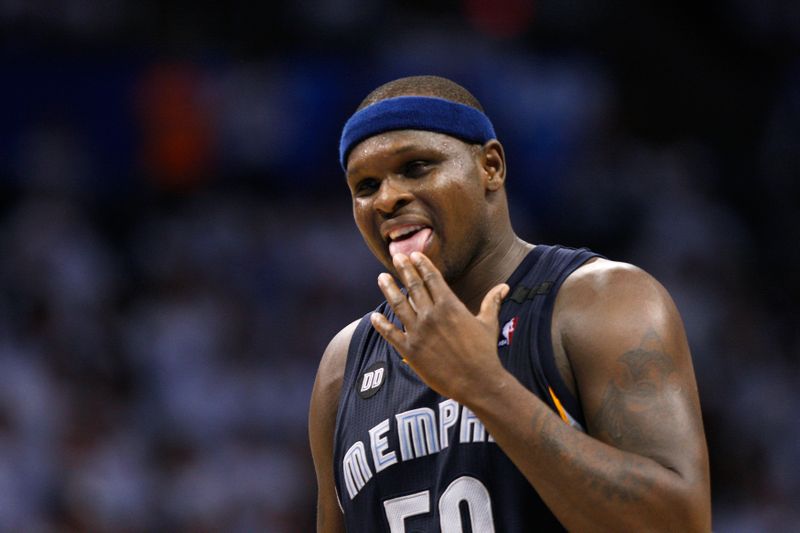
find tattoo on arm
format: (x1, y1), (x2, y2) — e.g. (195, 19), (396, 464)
(537, 411), (653, 503)
(533, 332), (675, 502)
(592, 331), (677, 451)
(531, 332), (681, 504)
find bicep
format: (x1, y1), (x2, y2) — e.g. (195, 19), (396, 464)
(309, 372), (345, 532)
(309, 320), (358, 533)
(561, 263), (708, 482)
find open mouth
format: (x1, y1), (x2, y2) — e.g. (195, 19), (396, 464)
(387, 225), (433, 257)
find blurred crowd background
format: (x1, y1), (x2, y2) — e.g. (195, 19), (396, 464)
(1, 1), (798, 531)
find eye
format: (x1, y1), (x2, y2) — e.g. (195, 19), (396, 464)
(353, 178), (379, 197)
(403, 160), (432, 178)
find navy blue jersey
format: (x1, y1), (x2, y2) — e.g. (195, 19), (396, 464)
(333, 245), (600, 532)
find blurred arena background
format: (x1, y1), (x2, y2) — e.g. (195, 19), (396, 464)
(0, 1), (798, 531)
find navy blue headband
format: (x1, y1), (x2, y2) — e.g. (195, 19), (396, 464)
(339, 96), (496, 170)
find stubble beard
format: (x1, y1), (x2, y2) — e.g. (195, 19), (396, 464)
(438, 223), (490, 287)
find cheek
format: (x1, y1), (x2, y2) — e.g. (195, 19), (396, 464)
(352, 203), (385, 252)
(353, 210), (372, 241)
(440, 184), (483, 226)
(352, 199), (370, 225)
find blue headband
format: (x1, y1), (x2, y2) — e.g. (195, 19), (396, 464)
(339, 96), (496, 170)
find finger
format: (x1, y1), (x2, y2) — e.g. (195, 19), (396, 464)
(392, 253), (433, 310)
(370, 311), (408, 355)
(477, 283), (510, 325)
(377, 272), (417, 327)
(409, 252), (451, 303)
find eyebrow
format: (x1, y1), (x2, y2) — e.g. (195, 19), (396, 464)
(346, 143), (428, 177)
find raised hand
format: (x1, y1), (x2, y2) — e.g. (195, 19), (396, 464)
(370, 251), (510, 403)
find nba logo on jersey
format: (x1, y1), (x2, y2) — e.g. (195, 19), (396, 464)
(498, 317), (518, 347)
(357, 362), (387, 399)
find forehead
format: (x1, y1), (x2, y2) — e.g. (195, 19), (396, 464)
(346, 130), (469, 175)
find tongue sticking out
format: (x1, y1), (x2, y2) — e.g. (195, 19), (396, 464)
(389, 228), (432, 258)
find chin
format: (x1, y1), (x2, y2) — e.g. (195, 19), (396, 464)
(377, 251), (395, 272)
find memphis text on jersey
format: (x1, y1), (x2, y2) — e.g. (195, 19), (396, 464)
(341, 398), (494, 500)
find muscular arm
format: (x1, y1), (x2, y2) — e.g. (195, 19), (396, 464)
(372, 253), (710, 532)
(476, 259), (710, 532)
(309, 320), (358, 533)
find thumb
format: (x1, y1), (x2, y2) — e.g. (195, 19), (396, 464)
(477, 283), (510, 325)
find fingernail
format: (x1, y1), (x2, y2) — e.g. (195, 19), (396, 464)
(410, 252), (422, 264)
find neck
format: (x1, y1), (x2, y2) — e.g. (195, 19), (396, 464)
(450, 229), (534, 314)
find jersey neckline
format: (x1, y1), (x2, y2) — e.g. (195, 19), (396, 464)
(504, 244), (547, 288)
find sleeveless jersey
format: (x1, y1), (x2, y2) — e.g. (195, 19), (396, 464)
(333, 244), (600, 532)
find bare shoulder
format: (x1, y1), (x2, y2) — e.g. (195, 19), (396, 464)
(550, 257), (676, 397)
(309, 319), (361, 533)
(560, 256), (669, 305)
(555, 257), (680, 344)
(555, 257), (708, 483)
(309, 318), (357, 462)
(554, 256), (691, 383)
(311, 318), (361, 421)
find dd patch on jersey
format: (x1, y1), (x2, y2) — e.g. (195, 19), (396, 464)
(357, 362), (387, 399)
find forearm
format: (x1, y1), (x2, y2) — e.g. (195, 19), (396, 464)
(466, 372), (708, 532)
(316, 500), (345, 533)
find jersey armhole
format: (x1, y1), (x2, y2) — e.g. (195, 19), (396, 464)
(331, 311), (375, 466)
(333, 311), (374, 421)
(539, 250), (601, 429)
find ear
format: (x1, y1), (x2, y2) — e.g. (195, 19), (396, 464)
(479, 140), (506, 191)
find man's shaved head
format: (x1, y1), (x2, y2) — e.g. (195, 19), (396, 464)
(356, 75), (485, 112)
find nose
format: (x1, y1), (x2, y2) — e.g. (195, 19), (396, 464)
(373, 177), (412, 217)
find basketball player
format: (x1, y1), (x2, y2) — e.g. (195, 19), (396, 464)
(309, 76), (710, 532)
